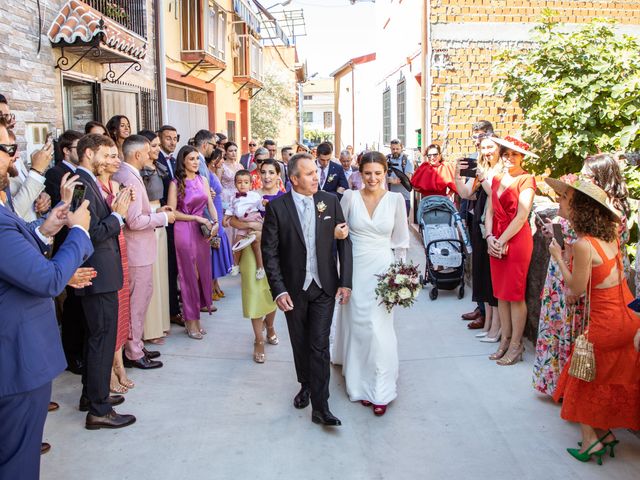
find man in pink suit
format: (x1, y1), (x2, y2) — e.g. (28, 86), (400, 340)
(114, 135), (175, 369)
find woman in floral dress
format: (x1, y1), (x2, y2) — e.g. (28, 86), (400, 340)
(533, 155), (630, 395)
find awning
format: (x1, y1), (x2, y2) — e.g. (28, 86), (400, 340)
(48, 0), (147, 62)
(233, 0), (261, 37)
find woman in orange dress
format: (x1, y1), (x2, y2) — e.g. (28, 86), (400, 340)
(546, 176), (640, 464)
(485, 136), (537, 366)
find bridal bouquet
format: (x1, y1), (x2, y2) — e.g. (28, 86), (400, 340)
(375, 261), (421, 313)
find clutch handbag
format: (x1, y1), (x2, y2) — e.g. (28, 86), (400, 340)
(568, 249), (596, 382)
(200, 221), (220, 248)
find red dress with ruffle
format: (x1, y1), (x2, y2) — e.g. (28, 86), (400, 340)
(489, 174), (535, 301)
(553, 237), (640, 430)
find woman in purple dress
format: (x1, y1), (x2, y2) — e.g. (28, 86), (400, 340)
(207, 148), (233, 300)
(168, 146), (219, 340)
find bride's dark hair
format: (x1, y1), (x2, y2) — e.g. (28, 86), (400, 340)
(359, 151), (388, 173)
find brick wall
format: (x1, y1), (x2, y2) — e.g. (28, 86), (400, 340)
(432, 0), (640, 25)
(0, 0), (158, 157)
(428, 0), (640, 160)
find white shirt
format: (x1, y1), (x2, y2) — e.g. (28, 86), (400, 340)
(291, 189), (321, 290)
(225, 190), (263, 218)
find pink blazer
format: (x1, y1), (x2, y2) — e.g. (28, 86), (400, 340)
(113, 162), (167, 267)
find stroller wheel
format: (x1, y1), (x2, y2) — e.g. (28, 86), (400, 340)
(429, 288), (438, 301)
(419, 275), (424, 286)
(458, 286), (465, 299)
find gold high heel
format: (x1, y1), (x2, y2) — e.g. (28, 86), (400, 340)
(497, 343), (525, 366)
(489, 338), (510, 360)
(253, 341), (265, 363)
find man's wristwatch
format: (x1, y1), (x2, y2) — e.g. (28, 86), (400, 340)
(30, 167), (44, 176)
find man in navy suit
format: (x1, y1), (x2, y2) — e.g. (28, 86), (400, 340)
(74, 134), (136, 430)
(156, 125), (183, 325)
(316, 142), (348, 199)
(0, 118), (94, 480)
(240, 138), (258, 170)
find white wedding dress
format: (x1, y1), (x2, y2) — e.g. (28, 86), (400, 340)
(332, 189), (410, 405)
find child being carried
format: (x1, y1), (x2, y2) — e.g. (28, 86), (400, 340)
(225, 170), (265, 280)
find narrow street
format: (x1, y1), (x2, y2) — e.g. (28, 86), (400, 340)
(41, 234), (640, 480)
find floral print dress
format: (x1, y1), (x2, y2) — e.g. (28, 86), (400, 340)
(532, 218), (584, 396)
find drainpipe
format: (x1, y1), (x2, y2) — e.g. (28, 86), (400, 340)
(351, 62), (355, 150)
(155, 0), (169, 125)
(421, 0), (431, 148)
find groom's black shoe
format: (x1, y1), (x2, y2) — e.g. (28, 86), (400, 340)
(311, 410), (342, 427)
(293, 386), (311, 409)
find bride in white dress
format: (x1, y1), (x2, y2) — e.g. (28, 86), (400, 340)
(332, 152), (410, 415)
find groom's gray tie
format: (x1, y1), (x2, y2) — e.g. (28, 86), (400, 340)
(300, 196), (320, 290)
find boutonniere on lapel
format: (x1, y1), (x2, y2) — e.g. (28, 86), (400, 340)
(316, 201), (327, 214)
(327, 174), (336, 183)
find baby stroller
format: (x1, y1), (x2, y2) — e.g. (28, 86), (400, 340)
(417, 196), (468, 300)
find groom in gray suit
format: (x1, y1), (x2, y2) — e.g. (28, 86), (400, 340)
(262, 153), (353, 426)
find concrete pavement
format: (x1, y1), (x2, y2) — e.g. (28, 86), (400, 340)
(41, 234), (640, 480)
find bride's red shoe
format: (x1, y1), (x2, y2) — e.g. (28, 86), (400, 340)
(373, 404), (387, 416)
(361, 400), (372, 407)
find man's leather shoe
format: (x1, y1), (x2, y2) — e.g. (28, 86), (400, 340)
(41, 443), (51, 455)
(467, 317), (485, 329)
(124, 355), (163, 369)
(461, 308), (481, 320)
(79, 394), (125, 412)
(85, 410), (136, 430)
(142, 348), (161, 359)
(48, 401), (59, 412)
(65, 358), (84, 375)
(293, 386), (310, 409)
(170, 314), (185, 327)
(311, 410), (342, 426)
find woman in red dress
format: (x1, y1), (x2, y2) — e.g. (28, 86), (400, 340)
(546, 176), (640, 464)
(485, 136), (537, 365)
(97, 145), (135, 393)
(411, 143), (457, 198)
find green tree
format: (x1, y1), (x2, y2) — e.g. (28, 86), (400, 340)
(303, 128), (334, 144)
(250, 72), (293, 141)
(494, 15), (640, 175)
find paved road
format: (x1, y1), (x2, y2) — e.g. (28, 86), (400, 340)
(42, 234), (640, 480)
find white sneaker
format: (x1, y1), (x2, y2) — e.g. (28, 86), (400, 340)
(232, 234), (256, 253)
(255, 267), (266, 280)
(230, 265), (240, 276)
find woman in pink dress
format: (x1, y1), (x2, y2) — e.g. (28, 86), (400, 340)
(168, 146), (219, 339)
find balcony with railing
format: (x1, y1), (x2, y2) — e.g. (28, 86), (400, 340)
(233, 34), (263, 87)
(85, 0), (147, 39)
(180, 0), (227, 69)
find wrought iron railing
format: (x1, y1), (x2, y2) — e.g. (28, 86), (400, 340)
(85, 0), (147, 39)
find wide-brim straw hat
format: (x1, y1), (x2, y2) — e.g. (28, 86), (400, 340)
(493, 135), (539, 159)
(544, 177), (620, 219)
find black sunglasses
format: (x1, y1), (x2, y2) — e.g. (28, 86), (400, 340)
(0, 143), (17, 156)
(248, 143), (256, 147)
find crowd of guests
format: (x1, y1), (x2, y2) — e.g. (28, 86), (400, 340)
(2, 80), (640, 476)
(410, 119), (640, 465)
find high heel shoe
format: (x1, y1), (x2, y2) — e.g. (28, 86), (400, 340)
(475, 331), (489, 338)
(579, 431), (619, 458)
(373, 404), (387, 416)
(497, 343), (524, 366)
(567, 439), (607, 465)
(253, 341), (265, 363)
(481, 329), (502, 343)
(489, 338), (510, 360)
(185, 327), (203, 340)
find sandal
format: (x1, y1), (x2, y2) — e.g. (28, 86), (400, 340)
(253, 341), (265, 363)
(185, 328), (203, 340)
(114, 365), (135, 389)
(110, 372), (128, 394)
(265, 326), (279, 345)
